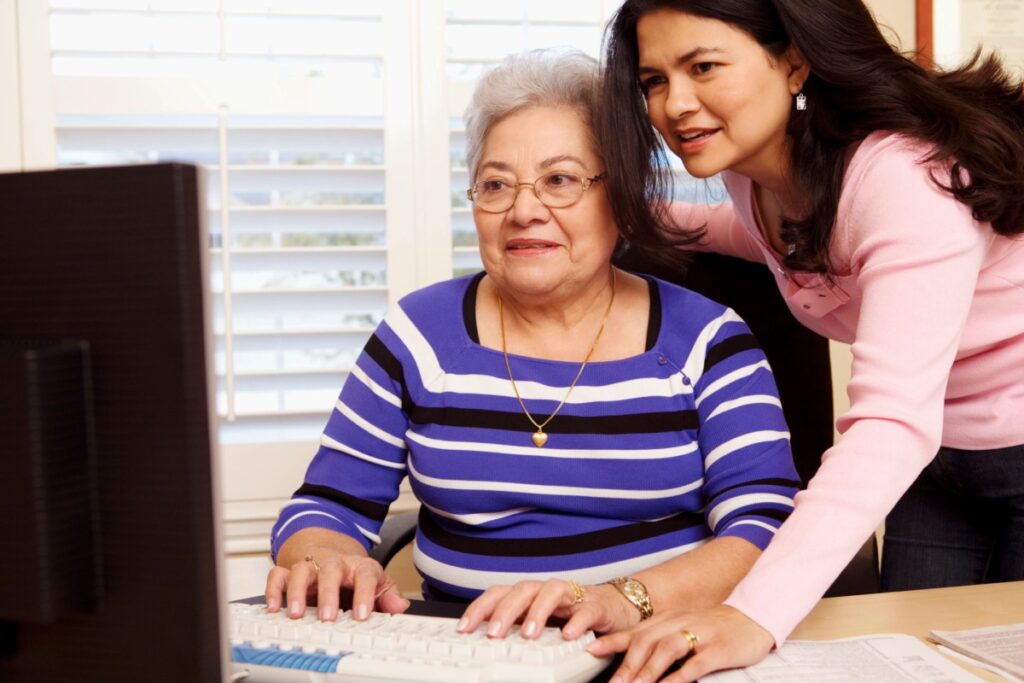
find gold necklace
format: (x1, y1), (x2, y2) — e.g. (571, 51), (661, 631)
(499, 269), (616, 448)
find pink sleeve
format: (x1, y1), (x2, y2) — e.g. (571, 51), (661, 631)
(664, 196), (764, 264)
(724, 143), (989, 644)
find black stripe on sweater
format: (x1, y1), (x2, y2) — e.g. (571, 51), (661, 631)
(409, 405), (698, 434)
(416, 507), (705, 557)
(294, 483), (390, 523)
(362, 334), (413, 412)
(703, 334), (760, 374)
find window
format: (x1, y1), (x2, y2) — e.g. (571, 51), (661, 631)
(9, 0), (722, 557)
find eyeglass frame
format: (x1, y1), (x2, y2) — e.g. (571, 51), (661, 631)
(465, 171), (607, 213)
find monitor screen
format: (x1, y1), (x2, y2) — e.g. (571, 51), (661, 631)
(0, 163), (227, 682)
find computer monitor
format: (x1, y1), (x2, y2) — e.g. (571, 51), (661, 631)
(0, 163), (227, 681)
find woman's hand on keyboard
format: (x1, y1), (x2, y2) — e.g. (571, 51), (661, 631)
(266, 532), (410, 623)
(586, 603), (774, 683)
(457, 579), (639, 642)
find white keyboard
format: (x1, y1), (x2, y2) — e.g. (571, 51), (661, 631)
(228, 602), (611, 683)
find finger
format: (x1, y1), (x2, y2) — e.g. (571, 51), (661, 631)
(606, 620), (681, 683)
(633, 635), (696, 683)
(285, 561), (315, 618)
(588, 628), (632, 655)
(521, 580), (577, 640)
(316, 561), (344, 622)
(265, 566), (290, 612)
(375, 578), (410, 615)
(663, 653), (714, 683)
(349, 559), (384, 620)
(487, 582), (544, 638)
(458, 586), (514, 633)
(561, 601), (605, 640)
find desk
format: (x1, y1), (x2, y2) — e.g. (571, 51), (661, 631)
(790, 581), (1024, 682)
(238, 582), (1023, 681)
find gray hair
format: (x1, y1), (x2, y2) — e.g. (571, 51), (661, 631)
(464, 49), (601, 179)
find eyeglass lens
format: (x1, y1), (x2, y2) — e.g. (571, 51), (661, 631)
(472, 172), (586, 211)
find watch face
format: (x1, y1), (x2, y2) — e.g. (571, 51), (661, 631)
(622, 579), (643, 597)
(611, 577), (653, 618)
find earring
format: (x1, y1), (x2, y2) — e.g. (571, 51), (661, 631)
(795, 92), (807, 111)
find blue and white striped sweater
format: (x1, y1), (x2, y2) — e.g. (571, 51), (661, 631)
(272, 273), (798, 599)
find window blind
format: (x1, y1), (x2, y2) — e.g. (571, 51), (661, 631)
(49, 1), (390, 444)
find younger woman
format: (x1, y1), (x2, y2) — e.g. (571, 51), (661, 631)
(589, 2), (1024, 681)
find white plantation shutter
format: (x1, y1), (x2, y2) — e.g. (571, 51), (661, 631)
(19, 0), (722, 559)
(47, 2), (397, 447)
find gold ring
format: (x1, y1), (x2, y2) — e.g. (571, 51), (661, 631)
(304, 554), (321, 573)
(567, 579), (585, 605)
(681, 628), (699, 654)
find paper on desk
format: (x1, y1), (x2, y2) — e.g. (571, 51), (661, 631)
(930, 622), (1024, 679)
(700, 633), (984, 682)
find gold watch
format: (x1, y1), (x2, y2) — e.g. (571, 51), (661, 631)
(606, 577), (653, 620)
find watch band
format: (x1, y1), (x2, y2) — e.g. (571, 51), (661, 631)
(606, 576), (653, 620)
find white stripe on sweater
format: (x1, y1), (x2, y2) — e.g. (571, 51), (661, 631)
(408, 458), (702, 499)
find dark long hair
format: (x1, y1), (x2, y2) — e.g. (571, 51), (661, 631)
(602, 0), (1024, 273)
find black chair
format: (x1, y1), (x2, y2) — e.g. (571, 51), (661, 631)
(372, 252), (879, 597)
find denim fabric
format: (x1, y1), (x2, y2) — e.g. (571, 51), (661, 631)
(881, 443), (1024, 591)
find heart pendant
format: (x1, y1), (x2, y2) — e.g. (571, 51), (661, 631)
(531, 431), (548, 448)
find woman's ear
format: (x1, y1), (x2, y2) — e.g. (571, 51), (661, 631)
(784, 45), (810, 95)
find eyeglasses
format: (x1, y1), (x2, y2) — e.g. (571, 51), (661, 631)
(466, 171), (606, 213)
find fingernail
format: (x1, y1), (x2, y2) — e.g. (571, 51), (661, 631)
(356, 604), (369, 620)
(289, 600), (301, 616)
(562, 626), (578, 640)
(266, 598), (278, 611)
(456, 618), (469, 632)
(522, 621), (537, 638)
(487, 620), (502, 637)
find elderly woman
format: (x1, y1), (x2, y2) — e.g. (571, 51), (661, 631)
(264, 50), (798, 642)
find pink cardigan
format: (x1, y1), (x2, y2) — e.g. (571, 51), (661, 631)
(669, 132), (1024, 644)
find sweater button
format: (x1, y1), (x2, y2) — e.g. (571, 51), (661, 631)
(657, 354), (668, 365)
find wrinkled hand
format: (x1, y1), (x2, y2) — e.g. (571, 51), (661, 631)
(457, 579), (640, 641)
(264, 548), (410, 622)
(587, 604), (775, 683)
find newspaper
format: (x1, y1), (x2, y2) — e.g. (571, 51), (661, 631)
(929, 623), (1024, 681)
(700, 633), (984, 682)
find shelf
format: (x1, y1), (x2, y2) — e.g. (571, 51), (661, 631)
(214, 327), (376, 337)
(209, 246), (386, 255)
(208, 164), (385, 172)
(219, 205), (386, 213)
(228, 367), (352, 378)
(51, 48), (383, 61)
(215, 285), (387, 295)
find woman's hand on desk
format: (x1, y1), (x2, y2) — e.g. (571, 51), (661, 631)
(266, 531), (409, 623)
(457, 579), (640, 640)
(587, 604), (774, 683)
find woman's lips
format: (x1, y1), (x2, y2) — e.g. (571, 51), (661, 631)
(676, 128), (719, 154)
(506, 239), (558, 254)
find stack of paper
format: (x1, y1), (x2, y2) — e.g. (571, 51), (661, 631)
(700, 633), (985, 682)
(929, 622), (1024, 683)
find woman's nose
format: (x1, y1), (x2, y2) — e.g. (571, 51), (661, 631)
(664, 79), (700, 120)
(507, 184), (550, 226)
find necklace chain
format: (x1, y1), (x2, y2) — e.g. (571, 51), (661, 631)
(499, 269), (617, 447)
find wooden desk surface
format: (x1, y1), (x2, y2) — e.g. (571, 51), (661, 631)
(789, 581), (1024, 681)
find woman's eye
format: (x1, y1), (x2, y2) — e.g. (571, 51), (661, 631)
(480, 179), (509, 193)
(693, 62), (716, 75)
(543, 173), (581, 191)
(545, 174), (573, 187)
(640, 75), (666, 92)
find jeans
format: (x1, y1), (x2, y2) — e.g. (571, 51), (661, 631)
(881, 443), (1024, 591)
